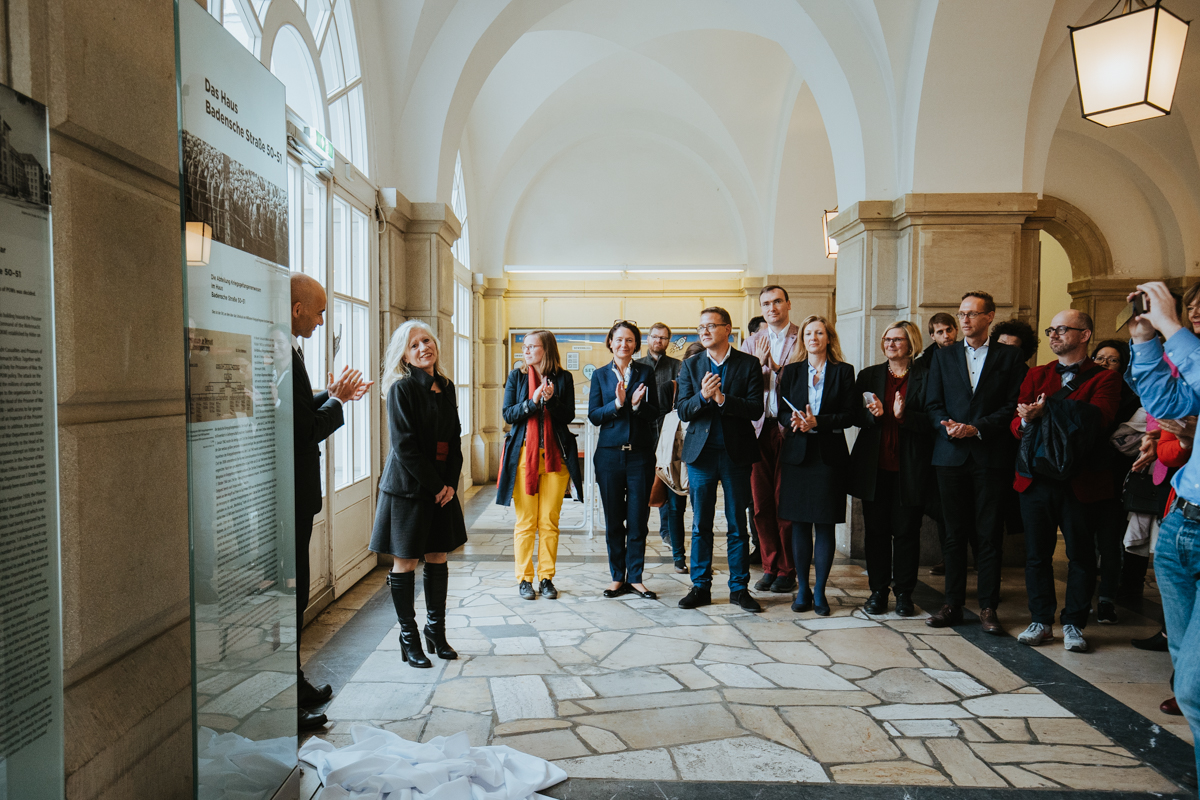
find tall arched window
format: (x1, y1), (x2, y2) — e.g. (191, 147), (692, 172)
(451, 151), (470, 268)
(211, 0), (369, 176)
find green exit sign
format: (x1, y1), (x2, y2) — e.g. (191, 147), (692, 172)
(304, 127), (334, 161)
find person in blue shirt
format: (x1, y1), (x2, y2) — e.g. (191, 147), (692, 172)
(1124, 280), (1200, 779)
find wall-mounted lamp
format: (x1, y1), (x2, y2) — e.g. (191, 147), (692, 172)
(823, 208), (839, 259)
(186, 221), (212, 266)
(1070, 0), (1189, 127)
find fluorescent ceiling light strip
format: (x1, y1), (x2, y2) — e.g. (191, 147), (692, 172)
(627, 268), (744, 273)
(504, 268), (622, 274)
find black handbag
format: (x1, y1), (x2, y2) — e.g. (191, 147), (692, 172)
(1122, 470), (1172, 516)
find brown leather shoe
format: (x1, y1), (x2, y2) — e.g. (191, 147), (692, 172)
(979, 607), (1004, 635)
(925, 604), (963, 628)
(1161, 697), (1182, 716)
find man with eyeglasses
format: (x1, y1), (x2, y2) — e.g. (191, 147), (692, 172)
(676, 307), (765, 611)
(925, 291), (1027, 633)
(1010, 310), (1120, 653)
(637, 323), (688, 573)
(741, 285), (800, 595)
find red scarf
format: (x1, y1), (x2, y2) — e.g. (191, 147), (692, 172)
(525, 369), (562, 494)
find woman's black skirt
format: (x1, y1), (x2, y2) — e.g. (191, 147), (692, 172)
(778, 444), (847, 525)
(369, 490), (468, 558)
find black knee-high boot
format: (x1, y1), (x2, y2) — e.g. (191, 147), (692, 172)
(423, 562), (458, 660)
(387, 572), (431, 668)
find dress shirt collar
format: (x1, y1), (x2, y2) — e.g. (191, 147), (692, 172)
(707, 343), (733, 367)
(965, 339), (989, 356)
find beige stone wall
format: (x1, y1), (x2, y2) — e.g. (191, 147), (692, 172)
(4, 0), (194, 797)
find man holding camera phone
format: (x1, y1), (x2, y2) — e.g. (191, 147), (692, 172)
(1125, 281), (1200, 777)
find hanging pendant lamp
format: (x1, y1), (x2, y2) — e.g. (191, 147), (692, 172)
(1070, 0), (1190, 127)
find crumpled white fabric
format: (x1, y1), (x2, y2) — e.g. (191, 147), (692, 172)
(197, 727), (297, 800)
(299, 725), (568, 800)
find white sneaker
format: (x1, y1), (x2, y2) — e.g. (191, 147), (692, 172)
(1062, 624), (1089, 653)
(1018, 622), (1053, 646)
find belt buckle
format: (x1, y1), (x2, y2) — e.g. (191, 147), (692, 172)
(621, 444), (633, 451)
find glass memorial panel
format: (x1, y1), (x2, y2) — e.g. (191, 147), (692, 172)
(177, 1), (297, 796)
(0, 81), (64, 800)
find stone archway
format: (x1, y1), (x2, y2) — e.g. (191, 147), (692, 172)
(1023, 195), (1129, 336)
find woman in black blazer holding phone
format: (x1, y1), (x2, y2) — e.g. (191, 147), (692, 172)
(589, 321), (660, 599)
(779, 315), (856, 615)
(850, 321), (932, 619)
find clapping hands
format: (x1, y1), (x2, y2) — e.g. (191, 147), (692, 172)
(328, 366), (373, 403)
(791, 404), (818, 433)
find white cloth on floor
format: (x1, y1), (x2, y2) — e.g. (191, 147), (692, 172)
(299, 725), (567, 800)
(197, 727), (296, 800)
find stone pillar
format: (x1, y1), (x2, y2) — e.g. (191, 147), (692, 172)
(5, 1), (194, 796)
(403, 204), (460, 373)
(830, 194), (1040, 562)
(475, 277), (508, 482)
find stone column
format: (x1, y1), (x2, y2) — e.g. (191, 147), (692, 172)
(830, 194), (1039, 561)
(5, 1), (194, 796)
(403, 203), (460, 371)
(475, 277), (508, 482)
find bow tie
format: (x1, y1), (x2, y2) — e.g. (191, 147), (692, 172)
(1055, 362), (1080, 376)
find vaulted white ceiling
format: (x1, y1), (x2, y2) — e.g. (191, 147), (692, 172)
(352, 0), (1200, 280)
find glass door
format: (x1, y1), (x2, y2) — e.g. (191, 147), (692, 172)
(288, 158), (332, 618)
(328, 193), (377, 594)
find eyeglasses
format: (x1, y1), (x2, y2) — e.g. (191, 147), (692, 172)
(882, 337), (908, 345)
(1045, 326), (1085, 338)
(648, 334), (670, 341)
(956, 311), (988, 320)
(1093, 355), (1122, 366)
(697, 323), (730, 333)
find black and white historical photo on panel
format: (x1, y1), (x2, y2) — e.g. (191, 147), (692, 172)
(183, 130), (288, 266)
(0, 87), (50, 210)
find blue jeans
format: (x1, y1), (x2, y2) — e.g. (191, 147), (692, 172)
(594, 447), (655, 584)
(1156, 509), (1200, 780)
(687, 447), (752, 592)
(659, 489), (688, 566)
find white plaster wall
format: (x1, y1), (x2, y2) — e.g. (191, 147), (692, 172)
(504, 133), (745, 268)
(1044, 132), (1171, 279)
(772, 83), (838, 275)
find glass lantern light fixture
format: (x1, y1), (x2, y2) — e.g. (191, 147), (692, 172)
(185, 221), (213, 266)
(1070, 0), (1190, 127)
(823, 208), (839, 259)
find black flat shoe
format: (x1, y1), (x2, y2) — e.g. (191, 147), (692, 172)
(753, 573), (775, 591)
(298, 679), (333, 709)
(863, 591), (889, 615)
(678, 586), (711, 609)
(894, 593), (915, 617)
(539, 578), (559, 599)
(730, 589), (762, 612)
(674, 562), (689, 574)
(519, 580), (537, 601)
(1132, 629), (1169, 652)
(629, 585), (657, 600)
(813, 597), (831, 616)
(792, 588), (813, 613)
(603, 583), (631, 598)
(770, 575), (796, 594)
(299, 708), (328, 732)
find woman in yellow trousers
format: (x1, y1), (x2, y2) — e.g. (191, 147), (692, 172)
(495, 330), (583, 600)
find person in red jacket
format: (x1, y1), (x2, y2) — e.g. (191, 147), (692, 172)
(1011, 310), (1121, 654)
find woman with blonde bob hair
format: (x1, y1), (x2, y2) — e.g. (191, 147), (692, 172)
(371, 319), (467, 669)
(496, 330), (584, 600)
(849, 320), (934, 618)
(777, 315), (857, 615)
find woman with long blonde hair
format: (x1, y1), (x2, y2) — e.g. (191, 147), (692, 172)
(778, 315), (856, 615)
(371, 319), (467, 668)
(496, 330), (584, 600)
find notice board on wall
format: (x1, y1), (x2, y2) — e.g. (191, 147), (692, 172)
(176, 1), (297, 795)
(0, 81), (62, 800)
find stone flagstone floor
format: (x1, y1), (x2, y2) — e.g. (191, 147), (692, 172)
(305, 557), (1185, 792)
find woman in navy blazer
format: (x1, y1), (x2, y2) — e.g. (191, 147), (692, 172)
(588, 321), (660, 599)
(778, 315), (856, 615)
